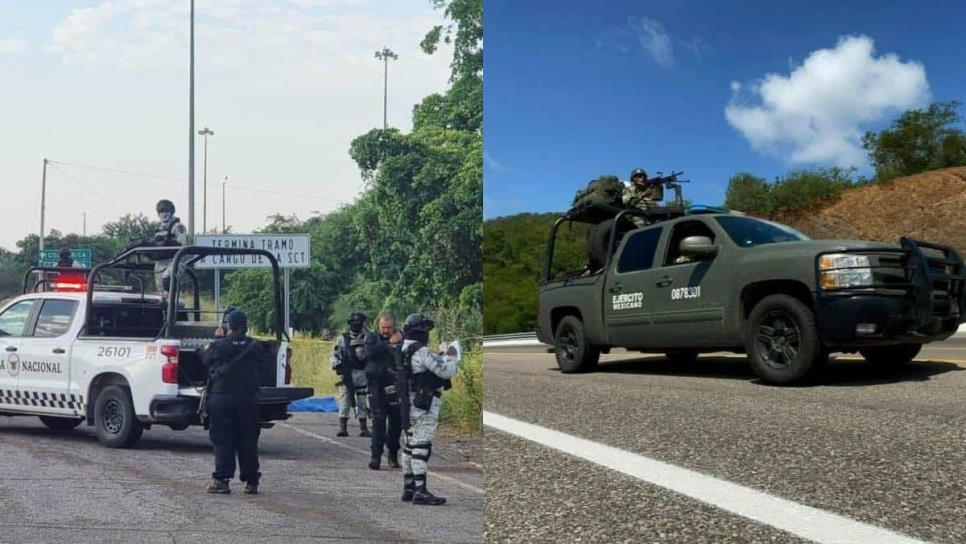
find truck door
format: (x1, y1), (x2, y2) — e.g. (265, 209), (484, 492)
(603, 226), (664, 346)
(16, 299), (79, 415)
(649, 219), (728, 345)
(0, 299), (40, 410)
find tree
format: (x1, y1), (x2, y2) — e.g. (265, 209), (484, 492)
(102, 213), (158, 245)
(862, 101), (966, 181)
(724, 173), (771, 215)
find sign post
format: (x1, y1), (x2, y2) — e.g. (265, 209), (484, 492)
(195, 234), (311, 334)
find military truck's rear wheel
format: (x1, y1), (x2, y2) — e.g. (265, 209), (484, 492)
(554, 316), (600, 373)
(94, 385), (144, 448)
(860, 343), (921, 367)
(39, 416), (83, 431)
(746, 295), (826, 385)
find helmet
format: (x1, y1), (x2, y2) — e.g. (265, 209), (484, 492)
(156, 199), (176, 214)
(59, 248), (71, 259)
(402, 314), (435, 335)
(347, 312), (368, 324)
(630, 168), (647, 181)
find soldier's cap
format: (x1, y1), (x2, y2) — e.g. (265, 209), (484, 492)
(403, 313), (435, 333)
(347, 311), (367, 324)
(156, 199), (176, 213)
(226, 310), (247, 331)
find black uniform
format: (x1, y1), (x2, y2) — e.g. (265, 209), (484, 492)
(364, 331), (403, 467)
(203, 331), (264, 485)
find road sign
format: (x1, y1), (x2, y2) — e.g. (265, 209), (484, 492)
(193, 234), (311, 269)
(39, 248), (92, 268)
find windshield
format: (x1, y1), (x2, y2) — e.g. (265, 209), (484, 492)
(714, 216), (810, 248)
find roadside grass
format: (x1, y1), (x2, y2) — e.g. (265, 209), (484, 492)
(287, 335), (482, 435)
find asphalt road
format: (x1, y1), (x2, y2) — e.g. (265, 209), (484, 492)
(484, 340), (966, 543)
(0, 412), (482, 544)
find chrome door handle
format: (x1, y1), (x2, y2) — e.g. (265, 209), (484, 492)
(4, 346), (16, 352)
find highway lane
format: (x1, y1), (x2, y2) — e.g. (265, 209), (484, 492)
(0, 412), (481, 543)
(483, 345), (966, 543)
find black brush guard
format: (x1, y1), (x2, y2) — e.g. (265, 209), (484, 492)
(814, 237), (966, 344)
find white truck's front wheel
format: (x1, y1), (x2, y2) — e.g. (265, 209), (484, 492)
(94, 385), (144, 448)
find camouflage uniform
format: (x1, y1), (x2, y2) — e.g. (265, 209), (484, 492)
(330, 331), (371, 434)
(623, 178), (663, 227)
(400, 337), (460, 505)
(152, 217), (188, 297)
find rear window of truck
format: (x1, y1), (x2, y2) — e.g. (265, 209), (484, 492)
(86, 303), (165, 338)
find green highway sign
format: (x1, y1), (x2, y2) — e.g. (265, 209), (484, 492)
(39, 248), (93, 268)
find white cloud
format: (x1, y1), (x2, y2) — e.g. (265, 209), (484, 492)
(725, 35), (930, 167)
(0, 38), (27, 55)
(47, 0), (450, 91)
(628, 16), (673, 68)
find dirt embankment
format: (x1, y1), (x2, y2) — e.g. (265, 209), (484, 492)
(773, 167), (966, 252)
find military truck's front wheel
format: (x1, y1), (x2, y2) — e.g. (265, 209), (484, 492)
(554, 316), (600, 373)
(746, 295), (825, 385)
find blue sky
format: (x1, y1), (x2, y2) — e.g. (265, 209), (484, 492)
(483, 0), (966, 218)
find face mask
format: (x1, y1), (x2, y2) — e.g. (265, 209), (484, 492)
(159, 212), (173, 223)
(349, 321), (364, 333)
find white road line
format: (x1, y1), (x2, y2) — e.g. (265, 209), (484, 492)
(483, 411), (928, 544)
(278, 422), (484, 495)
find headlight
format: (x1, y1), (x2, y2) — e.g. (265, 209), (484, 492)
(818, 253), (873, 289)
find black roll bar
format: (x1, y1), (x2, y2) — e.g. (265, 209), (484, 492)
(165, 246), (287, 342)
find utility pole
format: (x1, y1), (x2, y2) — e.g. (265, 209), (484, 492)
(222, 176), (228, 233)
(374, 47), (398, 130)
(188, 0), (196, 239)
(39, 158), (48, 255)
(198, 127), (214, 233)
(83, 212), (86, 237)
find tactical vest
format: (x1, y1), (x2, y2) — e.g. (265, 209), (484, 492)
(341, 332), (366, 371)
(155, 218), (183, 247)
(404, 342), (449, 391)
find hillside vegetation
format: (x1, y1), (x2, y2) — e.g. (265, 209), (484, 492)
(775, 166), (966, 253)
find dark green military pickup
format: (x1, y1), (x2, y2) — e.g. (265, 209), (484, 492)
(536, 206), (966, 384)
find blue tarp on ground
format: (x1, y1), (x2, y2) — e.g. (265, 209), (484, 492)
(288, 396), (339, 413)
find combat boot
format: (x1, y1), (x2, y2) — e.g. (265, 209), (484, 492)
(401, 475), (415, 502)
(359, 418), (371, 437)
(206, 478), (230, 494)
(244, 482), (258, 495)
(412, 485), (446, 506)
(336, 417), (348, 437)
(387, 450), (401, 469)
(369, 454), (381, 470)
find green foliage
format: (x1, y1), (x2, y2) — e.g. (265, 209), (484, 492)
(862, 101), (966, 181)
(724, 167), (864, 215)
(483, 213), (591, 334)
(224, 0), (482, 341)
(724, 173), (771, 215)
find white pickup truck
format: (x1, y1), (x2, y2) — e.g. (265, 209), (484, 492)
(0, 245), (312, 448)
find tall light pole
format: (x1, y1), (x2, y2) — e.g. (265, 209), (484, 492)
(374, 47), (398, 130)
(222, 176), (228, 233)
(188, 0), (196, 239)
(39, 158), (48, 255)
(198, 127), (214, 233)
